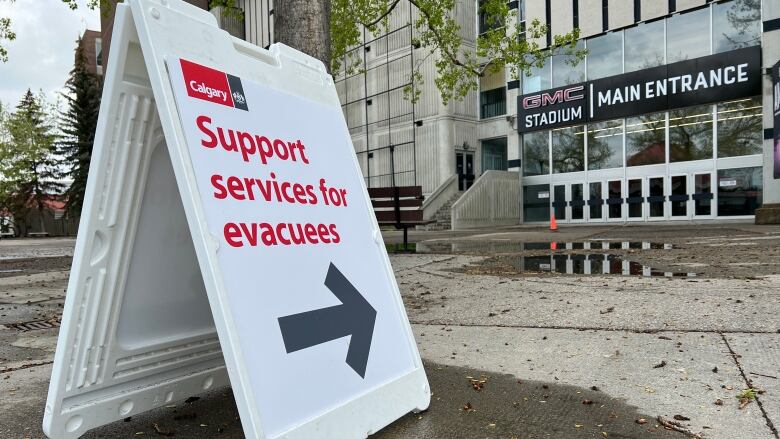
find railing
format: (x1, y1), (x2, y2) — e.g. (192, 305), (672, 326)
(422, 174), (458, 221)
(451, 170), (520, 230)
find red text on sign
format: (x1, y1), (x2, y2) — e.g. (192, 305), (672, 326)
(196, 115), (310, 165)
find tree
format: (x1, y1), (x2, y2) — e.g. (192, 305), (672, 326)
(0, 90), (63, 236)
(2, 0), (583, 105)
(59, 36), (102, 214)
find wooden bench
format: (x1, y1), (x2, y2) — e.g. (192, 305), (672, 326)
(368, 186), (433, 250)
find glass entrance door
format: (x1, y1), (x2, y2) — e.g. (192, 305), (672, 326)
(607, 180), (623, 221)
(647, 176), (666, 220)
(570, 183), (585, 222)
(670, 175), (689, 218)
(456, 152), (475, 191)
(627, 178), (644, 220)
(693, 173), (713, 218)
(588, 182), (604, 222)
(552, 184), (567, 221)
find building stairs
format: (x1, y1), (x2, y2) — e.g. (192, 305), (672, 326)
(421, 191), (463, 231)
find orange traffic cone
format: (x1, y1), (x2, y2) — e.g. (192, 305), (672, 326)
(550, 241), (558, 250)
(550, 213), (558, 232)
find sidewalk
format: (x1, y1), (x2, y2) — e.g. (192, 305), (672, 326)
(1, 225), (779, 438)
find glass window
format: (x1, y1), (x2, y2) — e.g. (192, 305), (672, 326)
(523, 56), (551, 94)
(717, 167), (762, 216)
(481, 137), (508, 173)
(587, 119), (623, 170)
(624, 20), (665, 73)
(552, 125), (585, 173)
(626, 112), (666, 166)
(95, 38), (102, 67)
(666, 8), (710, 63)
(524, 184), (551, 222)
(669, 104), (713, 162)
(586, 32), (622, 80)
(713, 0), (761, 53)
(523, 130), (550, 176)
(717, 97), (762, 158)
(552, 41), (585, 87)
(480, 87), (506, 119)
(478, 0), (503, 34)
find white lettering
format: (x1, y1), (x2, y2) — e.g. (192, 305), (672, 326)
(681, 75), (692, 92)
(630, 84), (641, 101)
(189, 80), (228, 102)
(710, 69), (722, 87)
(655, 79), (667, 97)
(598, 90), (612, 107)
(668, 76), (680, 94)
(737, 63), (748, 82)
(694, 72), (708, 90)
(724, 66), (736, 84)
(613, 88), (624, 104)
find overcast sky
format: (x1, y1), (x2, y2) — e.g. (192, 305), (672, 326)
(0, 0), (100, 109)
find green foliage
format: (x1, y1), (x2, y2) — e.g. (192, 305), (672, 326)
(0, 0), (15, 63)
(59, 37), (102, 214)
(331, 0), (585, 104)
(1, 0), (585, 106)
(737, 388), (756, 400)
(0, 90), (63, 235)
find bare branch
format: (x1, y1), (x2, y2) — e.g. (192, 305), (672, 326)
(358, 0), (403, 28)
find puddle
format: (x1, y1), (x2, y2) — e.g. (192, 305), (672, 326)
(386, 243), (417, 253)
(520, 254), (697, 278)
(416, 241), (673, 254)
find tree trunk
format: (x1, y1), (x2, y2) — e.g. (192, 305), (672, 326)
(274, 0), (331, 71)
(38, 206), (47, 235)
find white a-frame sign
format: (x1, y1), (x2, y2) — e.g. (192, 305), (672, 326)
(43, 0), (430, 437)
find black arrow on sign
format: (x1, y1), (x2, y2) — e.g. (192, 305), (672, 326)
(278, 263), (377, 378)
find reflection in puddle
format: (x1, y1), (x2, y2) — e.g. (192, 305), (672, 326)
(417, 241), (673, 254)
(522, 254), (696, 278)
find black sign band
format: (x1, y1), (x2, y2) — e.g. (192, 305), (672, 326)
(517, 46), (762, 134)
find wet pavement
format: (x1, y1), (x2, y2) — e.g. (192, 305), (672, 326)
(2, 225), (780, 438)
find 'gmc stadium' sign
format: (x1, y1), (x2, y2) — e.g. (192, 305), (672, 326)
(517, 46), (762, 133)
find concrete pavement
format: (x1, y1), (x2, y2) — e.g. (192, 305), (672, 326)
(1, 225), (779, 438)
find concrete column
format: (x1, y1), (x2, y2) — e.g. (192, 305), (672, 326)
(756, 0), (780, 223)
(437, 119), (456, 189)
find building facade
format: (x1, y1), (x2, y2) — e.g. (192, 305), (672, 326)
(512, 0), (779, 225)
(101, 0), (780, 227)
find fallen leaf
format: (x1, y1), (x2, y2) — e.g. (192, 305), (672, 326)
(635, 418), (647, 425)
(653, 360), (667, 369)
(673, 415), (690, 421)
(152, 423), (174, 437)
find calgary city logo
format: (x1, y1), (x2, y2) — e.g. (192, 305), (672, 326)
(232, 90), (246, 106)
(180, 58), (249, 111)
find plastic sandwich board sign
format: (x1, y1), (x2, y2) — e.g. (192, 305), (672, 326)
(42, 0), (430, 437)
